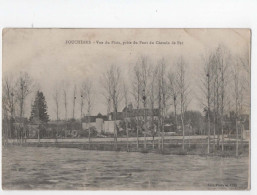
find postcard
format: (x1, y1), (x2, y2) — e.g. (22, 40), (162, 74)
(2, 28), (251, 190)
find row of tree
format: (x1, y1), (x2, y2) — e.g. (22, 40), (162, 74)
(201, 46), (249, 155)
(99, 45), (249, 154)
(3, 72), (34, 143)
(2, 45), (250, 155)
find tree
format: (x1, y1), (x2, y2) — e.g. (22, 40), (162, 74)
(30, 91), (49, 124)
(200, 51), (216, 154)
(131, 61), (142, 149)
(79, 88), (84, 125)
(233, 59), (245, 157)
(81, 79), (94, 142)
(15, 72), (34, 142)
(61, 81), (69, 121)
(2, 74), (17, 142)
(168, 70), (179, 132)
(215, 46), (230, 151)
(53, 87), (60, 121)
(139, 57), (151, 149)
(176, 57), (189, 150)
(53, 85), (61, 140)
(149, 64), (158, 149)
(200, 46), (234, 154)
(72, 85), (77, 119)
(63, 89), (68, 120)
(123, 81), (130, 151)
(157, 58), (168, 151)
(16, 72), (34, 119)
(211, 54), (219, 150)
(101, 65), (122, 149)
(131, 56), (152, 150)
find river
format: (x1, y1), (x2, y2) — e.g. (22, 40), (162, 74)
(2, 146), (249, 190)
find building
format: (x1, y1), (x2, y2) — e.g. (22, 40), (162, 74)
(82, 113), (108, 133)
(81, 104), (160, 134)
(108, 103), (159, 121)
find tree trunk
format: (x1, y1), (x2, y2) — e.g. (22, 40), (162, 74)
(136, 118), (139, 149)
(126, 119), (129, 151)
(236, 119), (239, 157)
(114, 111), (117, 150)
(89, 128), (91, 142)
(158, 117), (161, 150)
(161, 120), (164, 151)
(144, 133), (146, 149)
(221, 119), (224, 151)
(241, 123), (244, 149)
(213, 120), (216, 152)
(152, 136), (155, 149)
(181, 115), (185, 150)
(38, 128), (40, 143)
(207, 111), (211, 154)
(188, 133), (191, 149)
(88, 116), (91, 146)
(174, 103), (178, 132)
(144, 102), (147, 150)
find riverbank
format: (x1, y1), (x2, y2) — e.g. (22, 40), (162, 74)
(5, 138), (249, 157)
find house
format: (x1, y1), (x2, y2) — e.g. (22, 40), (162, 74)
(82, 113), (108, 133)
(104, 103), (160, 134)
(108, 103), (159, 121)
(81, 104), (161, 134)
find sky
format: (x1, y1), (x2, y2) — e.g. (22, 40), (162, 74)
(2, 29), (250, 120)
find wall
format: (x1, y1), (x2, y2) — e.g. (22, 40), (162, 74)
(82, 122), (96, 130)
(96, 118), (104, 133)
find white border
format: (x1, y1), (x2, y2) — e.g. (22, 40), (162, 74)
(0, 0), (256, 195)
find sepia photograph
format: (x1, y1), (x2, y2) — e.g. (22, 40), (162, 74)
(2, 28), (251, 190)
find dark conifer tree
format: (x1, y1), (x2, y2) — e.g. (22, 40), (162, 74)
(30, 91), (49, 123)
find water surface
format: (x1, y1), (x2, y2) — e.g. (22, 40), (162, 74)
(2, 146), (249, 190)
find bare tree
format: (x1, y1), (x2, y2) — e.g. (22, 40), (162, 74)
(15, 72), (33, 142)
(199, 46), (233, 154)
(211, 56), (218, 150)
(176, 57), (189, 151)
(233, 59), (246, 157)
(3, 75), (16, 118)
(131, 62), (142, 149)
(238, 54), (250, 149)
(202, 55), (214, 154)
(168, 71), (179, 132)
(131, 56), (152, 150)
(156, 58), (168, 151)
(60, 81), (69, 138)
(81, 79), (94, 142)
(63, 89), (68, 120)
(72, 85), (77, 119)
(79, 88), (84, 123)
(101, 65), (122, 149)
(53, 87), (60, 121)
(123, 81), (130, 151)
(215, 46), (230, 151)
(61, 81), (69, 121)
(149, 65), (158, 149)
(2, 74), (17, 143)
(238, 54), (250, 109)
(16, 72), (33, 118)
(139, 57), (151, 150)
(53, 86), (61, 141)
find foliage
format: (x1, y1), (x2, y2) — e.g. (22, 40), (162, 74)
(30, 91), (49, 123)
